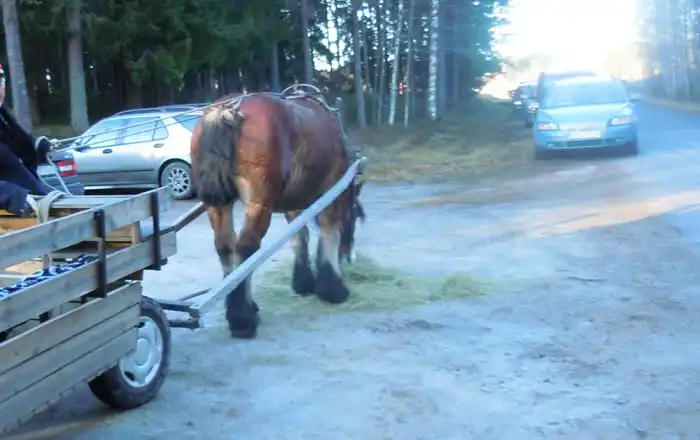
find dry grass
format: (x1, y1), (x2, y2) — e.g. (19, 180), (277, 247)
(642, 96), (700, 113)
(255, 254), (489, 316)
(354, 98), (532, 183)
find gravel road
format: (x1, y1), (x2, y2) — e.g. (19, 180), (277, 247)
(6, 102), (700, 440)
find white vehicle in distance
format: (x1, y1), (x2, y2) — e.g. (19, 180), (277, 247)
(65, 105), (205, 200)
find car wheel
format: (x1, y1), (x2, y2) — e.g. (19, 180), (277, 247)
(160, 162), (195, 200)
(622, 141), (639, 156)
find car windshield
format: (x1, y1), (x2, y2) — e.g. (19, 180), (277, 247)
(543, 82), (627, 108)
(518, 85), (533, 96)
(174, 114), (201, 132)
(78, 118), (125, 148)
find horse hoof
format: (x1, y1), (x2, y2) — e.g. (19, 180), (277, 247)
(292, 262), (316, 295)
(227, 313), (261, 339)
(314, 262), (350, 304)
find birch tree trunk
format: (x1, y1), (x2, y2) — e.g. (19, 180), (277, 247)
(388, 0), (404, 125)
(352, 0), (368, 129)
(66, 0), (90, 133)
(375, 0), (388, 125)
(403, 0), (414, 127)
(300, 0), (314, 83)
(332, 0), (341, 70)
(361, 15), (373, 91)
(2, 0), (31, 131)
(427, 0), (440, 120)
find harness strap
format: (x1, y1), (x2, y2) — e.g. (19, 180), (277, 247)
(29, 190), (66, 268)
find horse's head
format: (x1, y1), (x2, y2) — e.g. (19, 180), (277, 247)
(339, 180), (366, 264)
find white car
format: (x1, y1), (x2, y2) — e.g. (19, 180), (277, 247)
(65, 105), (204, 200)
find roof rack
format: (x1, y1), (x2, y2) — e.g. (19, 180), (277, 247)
(113, 105), (205, 116)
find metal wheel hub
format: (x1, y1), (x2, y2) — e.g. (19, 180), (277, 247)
(119, 316), (164, 388)
(167, 167), (191, 195)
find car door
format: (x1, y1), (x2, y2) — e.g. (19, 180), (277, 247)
(70, 118), (127, 187)
(102, 116), (161, 186)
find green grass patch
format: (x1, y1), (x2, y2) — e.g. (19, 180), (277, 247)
(256, 254), (489, 316)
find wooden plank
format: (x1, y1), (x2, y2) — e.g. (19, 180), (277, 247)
(0, 282), (141, 374)
(0, 196), (139, 215)
(191, 158), (365, 318)
(0, 301), (139, 403)
(3, 261), (43, 275)
(0, 330), (136, 433)
(0, 187), (173, 271)
(0, 231), (176, 332)
(139, 201), (205, 239)
(0, 209), (75, 233)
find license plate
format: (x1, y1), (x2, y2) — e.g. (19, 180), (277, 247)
(569, 130), (601, 140)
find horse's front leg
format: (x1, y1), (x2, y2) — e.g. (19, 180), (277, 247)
(207, 204), (236, 277)
(285, 210), (315, 295)
(225, 204), (272, 339)
(314, 217), (350, 304)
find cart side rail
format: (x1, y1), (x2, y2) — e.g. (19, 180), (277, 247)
(0, 231), (176, 333)
(0, 282), (141, 434)
(0, 187), (173, 271)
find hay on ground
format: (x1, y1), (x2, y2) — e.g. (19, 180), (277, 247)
(255, 254), (488, 315)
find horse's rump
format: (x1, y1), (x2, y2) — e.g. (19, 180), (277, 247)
(191, 92), (352, 211)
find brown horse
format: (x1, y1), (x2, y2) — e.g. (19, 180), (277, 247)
(190, 92), (366, 339)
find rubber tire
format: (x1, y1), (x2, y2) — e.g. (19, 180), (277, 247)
(622, 141), (639, 156)
(160, 161), (195, 201)
(88, 296), (171, 410)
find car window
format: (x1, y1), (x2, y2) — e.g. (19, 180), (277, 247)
(543, 82), (627, 109)
(174, 114), (201, 132)
(82, 118), (125, 148)
(154, 119), (169, 141)
(121, 117), (158, 144)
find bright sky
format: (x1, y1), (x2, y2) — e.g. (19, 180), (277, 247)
(495, 0), (640, 70)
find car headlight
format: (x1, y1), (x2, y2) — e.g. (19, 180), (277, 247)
(537, 122), (558, 131)
(514, 100), (522, 105)
(528, 102), (540, 110)
(610, 115), (633, 125)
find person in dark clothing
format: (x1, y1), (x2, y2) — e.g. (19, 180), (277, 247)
(0, 64), (54, 216)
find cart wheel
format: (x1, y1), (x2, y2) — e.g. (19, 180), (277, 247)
(88, 296), (171, 410)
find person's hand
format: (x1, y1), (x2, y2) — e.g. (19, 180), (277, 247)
(34, 136), (53, 164)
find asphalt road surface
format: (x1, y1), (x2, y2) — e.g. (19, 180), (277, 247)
(6, 101), (700, 440)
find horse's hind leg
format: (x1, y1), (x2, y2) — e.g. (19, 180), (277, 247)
(285, 210), (315, 295)
(314, 216), (350, 304)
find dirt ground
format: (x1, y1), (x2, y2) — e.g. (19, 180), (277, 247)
(8, 103), (700, 439)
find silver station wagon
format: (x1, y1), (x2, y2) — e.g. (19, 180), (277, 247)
(66, 105), (205, 200)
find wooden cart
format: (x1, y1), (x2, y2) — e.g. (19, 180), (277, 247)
(0, 188), (177, 435)
(0, 156), (366, 435)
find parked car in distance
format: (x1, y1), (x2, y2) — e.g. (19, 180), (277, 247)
(511, 81), (536, 112)
(525, 69), (598, 128)
(38, 149), (85, 195)
(65, 105), (204, 200)
(532, 75), (640, 159)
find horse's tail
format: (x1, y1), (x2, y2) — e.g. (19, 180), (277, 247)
(192, 105), (243, 206)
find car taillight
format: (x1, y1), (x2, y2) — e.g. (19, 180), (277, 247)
(55, 159), (77, 177)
